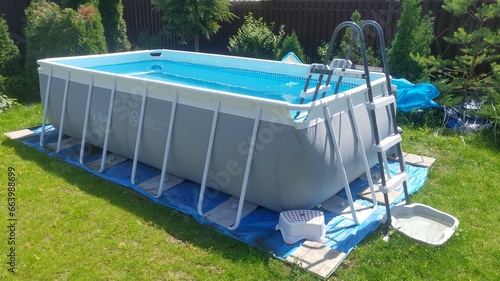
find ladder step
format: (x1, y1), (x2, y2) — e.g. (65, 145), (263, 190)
(373, 134), (401, 152)
(378, 171), (408, 193)
(300, 85), (332, 98)
(330, 58), (353, 69)
(366, 95), (395, 110)
(331, 69), (366, 79)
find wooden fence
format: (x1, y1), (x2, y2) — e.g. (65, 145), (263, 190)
(2, 0), (499, 62)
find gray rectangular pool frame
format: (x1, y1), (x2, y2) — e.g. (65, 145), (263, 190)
(37, 49), (395, 223)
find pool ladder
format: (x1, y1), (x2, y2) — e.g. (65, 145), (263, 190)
(317, 21), (410, 232)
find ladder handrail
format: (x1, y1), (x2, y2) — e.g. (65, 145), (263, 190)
(359, 20), (392, 95)
(324, 21), (373, 101)
(332, 26), (358, 96)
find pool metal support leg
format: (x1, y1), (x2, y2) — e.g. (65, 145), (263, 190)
(131, 87), (148, 185)
(56, 72), (71, 153)
(40, 68), (53, 147)
(79, 76), (94, 164)
(229, 107), (262, 231)
(198, 99), (221, 215)
(155, 93), (179, 198)
(99, 80), (117, 173)
(323, 105), (360, 225)
(347, 97), (378, 210)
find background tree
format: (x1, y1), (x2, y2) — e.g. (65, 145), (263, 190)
(62, 0), (130, 52)
(316, 11), (380, 66)
(416, 0), (499, 130)
(228, 13), (285, 60)
(0, 17), (21, 110)
(98, 0), (130, 52)
(24, 0), (107, 102)
(387, 0), (434, 82)
(0, 17), (21, 78)
(151, 0), (235, 52)
(275, 31), (306, 62)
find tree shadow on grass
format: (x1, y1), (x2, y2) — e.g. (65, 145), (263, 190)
(2, 137), (279, 268)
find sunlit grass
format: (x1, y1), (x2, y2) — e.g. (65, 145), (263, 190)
(1, 104), (499, 280)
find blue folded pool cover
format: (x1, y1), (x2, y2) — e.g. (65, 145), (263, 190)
(392, 78), (440, 112)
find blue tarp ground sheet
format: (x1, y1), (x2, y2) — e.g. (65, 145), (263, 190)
(19, 125), (429, 261)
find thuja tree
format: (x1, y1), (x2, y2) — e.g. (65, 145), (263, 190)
(61, 0), (130, 52)
(275, 31), (307, 62)
(417, 0), (499, 100)
(151, 0), (236, 52)
(98, 0), (131, 52)
(388, 0), (434, 82)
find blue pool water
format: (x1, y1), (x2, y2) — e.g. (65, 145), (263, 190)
(89, 60), (359, 104)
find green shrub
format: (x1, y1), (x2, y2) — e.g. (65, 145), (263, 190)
(0, 17), (25, 103)
(62, 0), (131, 52)
(0, 93), (18, 113)
(228, 13), (284, 60)
(24, 0), (107, 102)
(276, 31), (307, 63)
(0, 17), (22, 77)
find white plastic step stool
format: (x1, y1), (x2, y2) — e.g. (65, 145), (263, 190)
(275, 210), (326, 244)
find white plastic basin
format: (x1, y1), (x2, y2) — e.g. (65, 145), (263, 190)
(391, 203), (459, 246)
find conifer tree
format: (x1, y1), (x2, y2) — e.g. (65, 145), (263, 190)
(388, 0), (433, 81)
(152, 0), (235, 52)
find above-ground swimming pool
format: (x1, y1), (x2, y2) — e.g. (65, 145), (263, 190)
(38, 49), (395, 213)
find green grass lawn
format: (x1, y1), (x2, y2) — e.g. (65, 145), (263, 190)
(1, 104), (499, 280)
